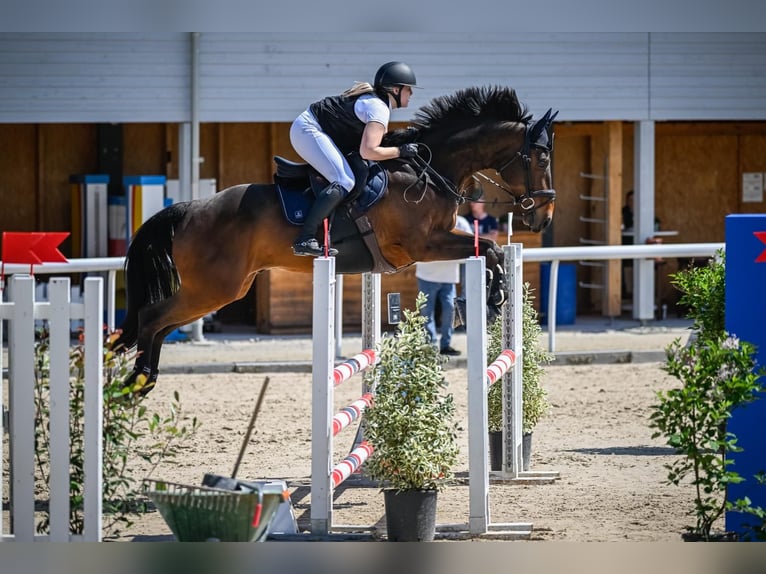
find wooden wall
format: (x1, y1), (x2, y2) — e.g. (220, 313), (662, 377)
(2, 120), (765, 330)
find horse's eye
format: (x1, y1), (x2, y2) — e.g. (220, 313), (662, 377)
(537, 153), (550, 168)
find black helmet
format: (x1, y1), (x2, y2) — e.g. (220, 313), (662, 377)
(374, 61), (417, 88)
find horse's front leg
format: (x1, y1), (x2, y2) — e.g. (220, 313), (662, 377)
(481, 241), (506, 308)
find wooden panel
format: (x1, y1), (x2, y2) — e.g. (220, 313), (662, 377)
(604, 121), (623, 316)
(39, 124), (97, 256)
(218, 123), (273, 189)
(656, 133), (739, 244)
(123, 124), (166, 177)
(738, 134), (766, 214)
(0, 124), (38, 247)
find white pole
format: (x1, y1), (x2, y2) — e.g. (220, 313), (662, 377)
(189, 32), (204, 342)
(310, 257), (335, 535)
(9, 276), (35, 541)
(48, 278), (71, 541)
(547, 260), (559, 353)
(466, 256), (489, 535)
(82, 277), (104, 542)
(504, 244), (524, 476)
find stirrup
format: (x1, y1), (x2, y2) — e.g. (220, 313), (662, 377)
(292, 238), (338, 257)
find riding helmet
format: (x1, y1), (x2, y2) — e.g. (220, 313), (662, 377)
(374, 61), (418, 88)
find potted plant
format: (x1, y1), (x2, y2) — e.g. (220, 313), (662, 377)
(363, 292), (459, 542)
(487, 282), (554, 471)
(649, 251), (765, 541)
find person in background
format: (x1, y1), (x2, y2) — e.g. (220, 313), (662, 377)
(622, 190), (634, 245)
(460, 200), (498, 307)
(464, 200), (499, 242)
(289, 61), (419, 257)
(415, 215), (472, 356)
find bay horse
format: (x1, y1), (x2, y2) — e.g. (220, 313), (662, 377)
(114, 85), (559, 395)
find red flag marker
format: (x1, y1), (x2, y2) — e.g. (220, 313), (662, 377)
(2, 232), (69, 264)
(755, 231), (766, 263)
(474, 219), (479, 257)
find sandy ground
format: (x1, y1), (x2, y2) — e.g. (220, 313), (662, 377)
(106, 359), (710, 542)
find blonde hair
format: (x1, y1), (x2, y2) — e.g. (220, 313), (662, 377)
(342, 82), (374, 97)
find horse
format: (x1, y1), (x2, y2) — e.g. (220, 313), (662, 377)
(114, 85), (559, 395)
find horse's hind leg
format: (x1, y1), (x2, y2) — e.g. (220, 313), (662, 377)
(136, 323), (185, 396)
(122, 294), (205, 396)
(124, 290), (220, 394)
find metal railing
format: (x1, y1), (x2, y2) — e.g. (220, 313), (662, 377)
(1, 242), (725, 352)
(523, 243), (725, 351)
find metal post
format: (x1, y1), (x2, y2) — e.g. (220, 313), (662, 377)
(189, 32), (204, 342)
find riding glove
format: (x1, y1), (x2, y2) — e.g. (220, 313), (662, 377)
(398, 143), (419, 158)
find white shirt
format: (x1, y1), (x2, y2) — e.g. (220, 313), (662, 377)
(354, 93), (391, 127)
(415, 216), (473, 284)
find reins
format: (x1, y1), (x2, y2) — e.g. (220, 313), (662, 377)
(404, 142), (555, 215)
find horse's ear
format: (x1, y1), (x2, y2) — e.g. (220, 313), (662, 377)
(528, 111), (549, 146)
(548, 109), (559, 124)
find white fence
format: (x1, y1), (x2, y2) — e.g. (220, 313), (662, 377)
(1, 275), (103, 541)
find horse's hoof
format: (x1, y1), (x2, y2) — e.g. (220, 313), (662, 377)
(122, 367), (156, 398)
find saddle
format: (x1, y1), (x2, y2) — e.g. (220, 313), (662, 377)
(273, 156), (396, 274)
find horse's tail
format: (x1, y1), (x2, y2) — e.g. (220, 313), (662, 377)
(113, 203), (189, 351)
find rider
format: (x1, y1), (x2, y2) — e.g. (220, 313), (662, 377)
(289, 61), (420, 256)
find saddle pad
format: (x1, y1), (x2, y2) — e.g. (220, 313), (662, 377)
(275, 163), (388, 226)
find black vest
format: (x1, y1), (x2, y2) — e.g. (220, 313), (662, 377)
(309, 93), (387, 154)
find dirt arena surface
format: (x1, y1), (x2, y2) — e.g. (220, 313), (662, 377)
(113, 357), (714, 542)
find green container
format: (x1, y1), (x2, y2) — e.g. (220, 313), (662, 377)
(144, 479), (286, 542)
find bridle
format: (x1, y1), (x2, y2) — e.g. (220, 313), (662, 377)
(402, 108), (559, 217)
(472, 116), (557, 217)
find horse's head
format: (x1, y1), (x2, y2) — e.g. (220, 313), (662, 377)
(498, 108), (558, 233)
(391, 87), (559, 233)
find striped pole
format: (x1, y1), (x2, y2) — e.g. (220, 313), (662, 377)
(332, 393), (374, 437)
(330, 441), (374, 489)
(332, 349), (377, 386)
(486, 349), (516, 386)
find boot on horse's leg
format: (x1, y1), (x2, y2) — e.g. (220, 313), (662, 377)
(292, 182), (347, 257)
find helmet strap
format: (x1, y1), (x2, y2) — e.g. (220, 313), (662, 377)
(390, 86), (402, 108)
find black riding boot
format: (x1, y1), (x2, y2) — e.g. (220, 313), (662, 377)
(293, 182), (346, 256)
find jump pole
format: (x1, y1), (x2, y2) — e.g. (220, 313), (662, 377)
(310, 256), (379, 536)
(465, 254), (491, 534)
(310, 255), (336, 535)
(465, 244), (525, 534)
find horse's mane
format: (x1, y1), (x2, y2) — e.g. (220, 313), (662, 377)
(383, 85), (532, 145)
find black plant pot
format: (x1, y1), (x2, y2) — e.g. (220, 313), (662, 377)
(383, 489), (438, 542)
(489, 431), (533, 471)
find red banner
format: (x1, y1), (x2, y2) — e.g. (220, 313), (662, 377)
(2, 232), (69, 265)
